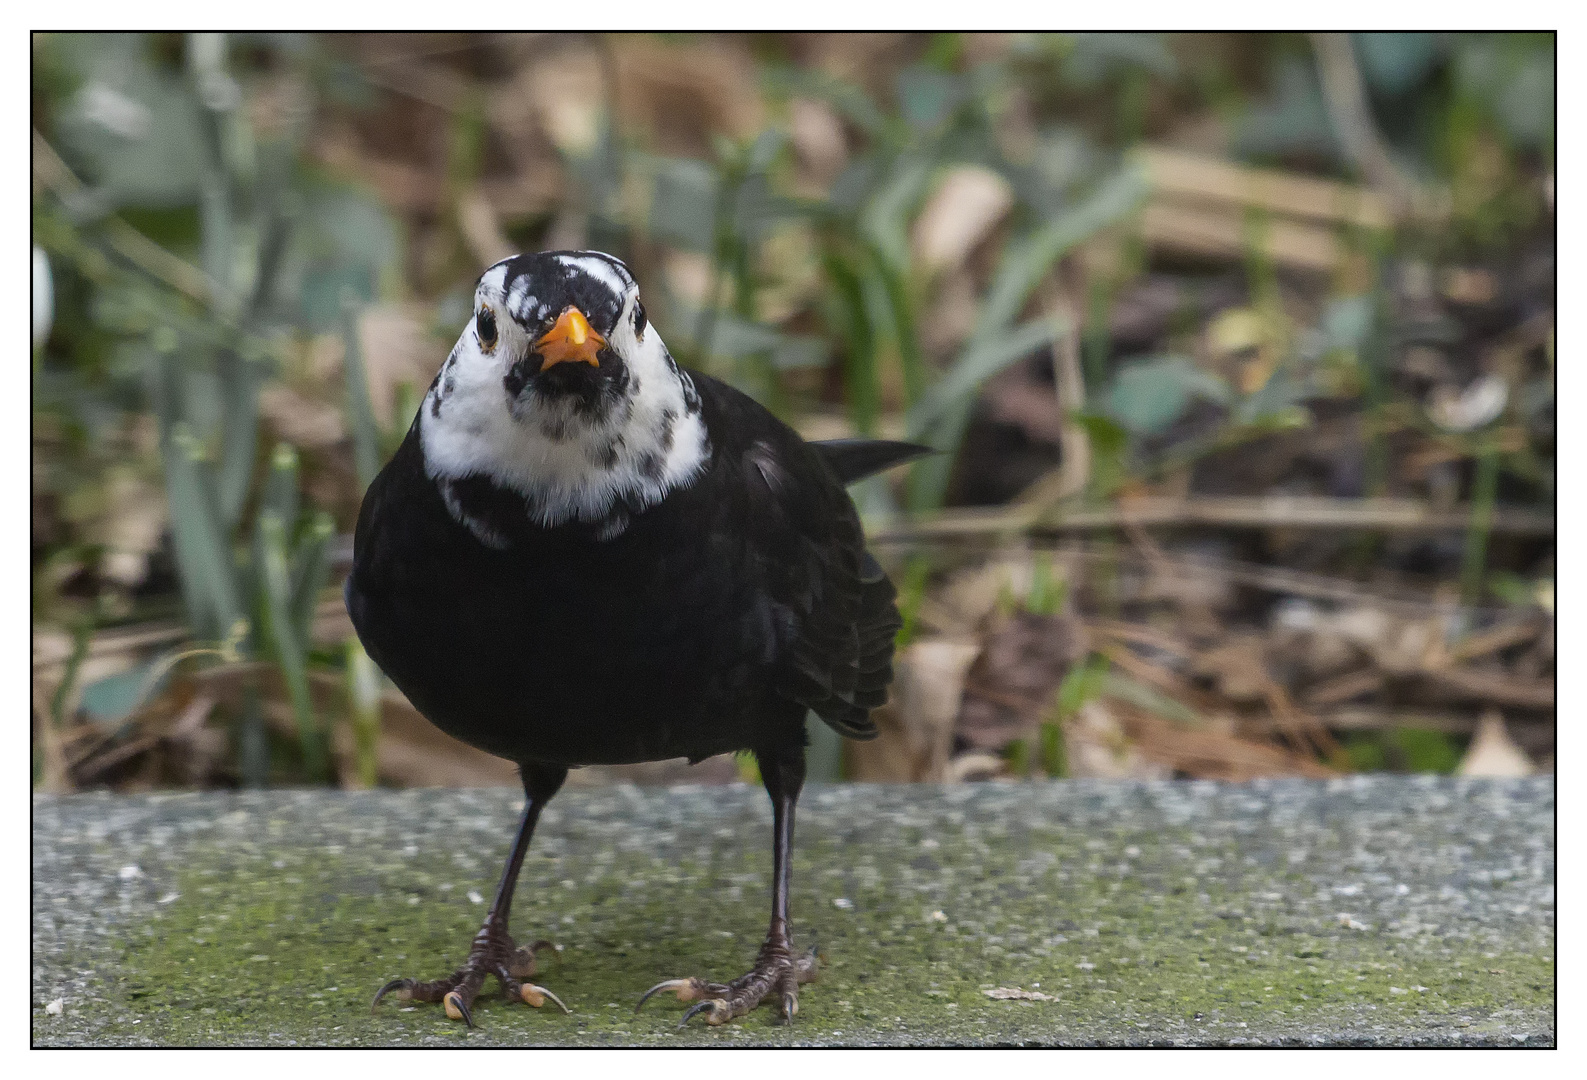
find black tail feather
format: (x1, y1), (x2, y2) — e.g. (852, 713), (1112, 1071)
(810, 439), (935, 485)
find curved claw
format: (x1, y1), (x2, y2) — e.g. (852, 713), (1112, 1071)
(779, 991), (798, 1022)
(371, 978), (414, 1014)
(679, 998), (730, 1028)
(635, 977), (703, 1014)
(528, 939), (561, 969)
(443, 990), (474, 1028)
(509, 939), (561, 979)
(521, 982), (571, 1014)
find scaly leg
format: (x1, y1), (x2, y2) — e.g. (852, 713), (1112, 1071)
(636, 743), (819, 1026)
(373, 761), (570, 1027)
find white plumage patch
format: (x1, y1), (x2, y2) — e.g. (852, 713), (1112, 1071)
(420, 255), (709, 538)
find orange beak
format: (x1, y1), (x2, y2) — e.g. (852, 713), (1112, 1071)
(533, 306), (606, 370)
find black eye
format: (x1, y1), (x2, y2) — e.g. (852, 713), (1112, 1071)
(476, 308), (498, 349)
(632, 298), (647, 341)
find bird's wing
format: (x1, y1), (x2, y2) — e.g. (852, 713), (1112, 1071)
(739, 437), (897, 741)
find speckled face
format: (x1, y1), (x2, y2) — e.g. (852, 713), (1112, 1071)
(420, 251), (709, 543)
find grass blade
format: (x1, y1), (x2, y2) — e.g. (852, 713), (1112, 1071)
(214, 347), (260, 532)
(169, 423), (245, 641)
(260, 442), (300, 538)
(341, 297), (382, 492)
(257, 509), (326, 781)
(290, 511), (335, 646)
(907, 317), (1067, 436)
(975, 162), (1148, 341)
(345, 637), (382, 788)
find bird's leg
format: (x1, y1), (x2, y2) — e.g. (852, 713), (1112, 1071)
(637, 744), (819, 1026)
(373, 761), (570, 1027)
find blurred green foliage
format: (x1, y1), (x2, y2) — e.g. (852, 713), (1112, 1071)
(34, 32), (402, 783)
(32, 32), (1553, 786)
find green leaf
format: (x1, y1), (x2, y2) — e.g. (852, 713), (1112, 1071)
(1106, 355), (1231, 436)
(1072, 411), (1130, 498)
(51, 33), (209, 209)
(166, 422), (245, 641)
(872, 251), (926, 405)
(706, 314), (826, 370)
(859, 155), (932, 272)
(289, 511), (335, 646)
(1024, 559), (1068, 616)
(820, 249), (879, 435)
(260, 442), (300, 539)
(146, 354), (218, 640)
(905, 397), (973, 512)
(1353, 32), (1441, 97)
(346, 637), (382, 788)
(1065, 33), (1179, 81)
(341, 299), (381, 492)
(294, 184), (401, 330)
(1103, 669), (1203, 726)
(1386, 727), (1462, 774)
(746, 129), (787, 173)
(1234, 369), (1313, 427)
(80, 659), (165, 726)
(256, 509), (325, 780)
(974, 161), (1149, 341)
(1055, 655), (1110, 720)
(1039, 720), (1067, 778)
(895, 67), (963, 133)
(1320, 295), (1373, 352)
(213, 348), (260, 532)
(650, 157), (719, 252)
(907, 317), (1065, 437)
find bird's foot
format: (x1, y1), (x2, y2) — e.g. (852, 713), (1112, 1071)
(371, 922), (567, 1027)
(636, 940), (819, 1027)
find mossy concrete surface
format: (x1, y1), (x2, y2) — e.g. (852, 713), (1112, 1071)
(34, 776), (1553, 1046)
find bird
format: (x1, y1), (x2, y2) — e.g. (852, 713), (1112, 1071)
(348, 249), (929, 1028)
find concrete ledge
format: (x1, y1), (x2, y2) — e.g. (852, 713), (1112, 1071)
(33, 776), (1553, 1046)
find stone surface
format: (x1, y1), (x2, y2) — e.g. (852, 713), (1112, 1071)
(33, 776), (1554, 1046)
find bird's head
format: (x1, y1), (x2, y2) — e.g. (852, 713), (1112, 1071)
(420, 251), (709, 539)
(464, 250), (643, 415)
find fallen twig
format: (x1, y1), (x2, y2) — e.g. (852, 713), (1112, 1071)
(1313, 707), (1549, 734)
(1419, 667), (1554, 710)
(1117, 705), (1336, 780)
(1134, 144), (1391, 230)
(868, 496), (1554, 544)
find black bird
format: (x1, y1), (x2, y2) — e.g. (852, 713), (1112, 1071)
(349, 250), (928, 1027)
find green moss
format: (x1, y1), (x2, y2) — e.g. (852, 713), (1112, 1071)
(54, 815), (1553, 1046)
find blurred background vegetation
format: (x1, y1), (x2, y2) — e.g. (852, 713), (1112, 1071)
(31, 32), (1553, 793)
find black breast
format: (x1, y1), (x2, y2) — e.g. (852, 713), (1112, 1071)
(347, 375), (898, 768)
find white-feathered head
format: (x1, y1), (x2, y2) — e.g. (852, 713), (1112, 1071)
(420, 250), (708, 541)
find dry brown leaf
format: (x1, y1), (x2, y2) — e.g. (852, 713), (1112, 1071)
(1065, 699), (1171, 780)
(850, 638), (980, 782)
(912, 166), (1014, 277)
(958, 613), (1088, 751)
(1422, 666), (1554, 710)
(259, 384), (347, 448)
(943, 752), (1007, 783)
(985, 987), (1055, 1001)
(1303, 668), (1386, 707)
(613, 36), (763, 154)
(456, 190), (515, 270)
(1193, 636), (1271, 703)
(1118, 705), (1334, 781)
(1457, 711), (1534, 778)
(358, 303), (441, 425)
(788, 97), (847, 194)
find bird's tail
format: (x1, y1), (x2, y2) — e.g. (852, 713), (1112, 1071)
(809, 439), (935, 485)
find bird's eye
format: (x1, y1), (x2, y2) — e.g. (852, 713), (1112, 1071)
(632, 298), (647, 341)
(476, 307), (498, 350)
